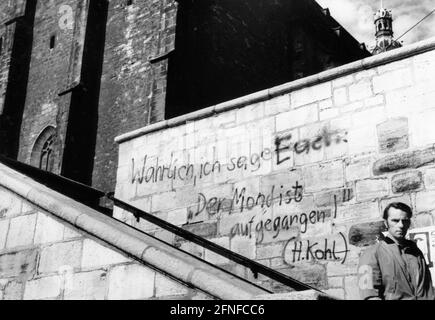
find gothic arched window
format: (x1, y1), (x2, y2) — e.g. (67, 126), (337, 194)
(30, 126), (56, 172)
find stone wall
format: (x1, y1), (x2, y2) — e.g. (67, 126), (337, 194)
(0, 186), (209, 300)
(114, 41), (435, 299)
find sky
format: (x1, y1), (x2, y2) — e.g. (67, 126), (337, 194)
(315, 0), (435, 48)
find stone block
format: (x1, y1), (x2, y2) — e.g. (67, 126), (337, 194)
(302, 160), (344, 193)
(373, 68), (413, 93)
(167, 208), (188, 226)
(320, 107), (340, 121)
(415, 190), (435, 213)
(332, 75), (354, 88)
(314, 188), (354, 207)
(373, 148), (435, 176)
(291, 82), (332, 108)
(413, 50), (435, 82)
(377, 118), (409, 154)
(0, 219), (9, 249)
(63, 225), (82, 240)
(178, 242), (204, 259)
(34, 212), (65, 244)
(275, 103), (318, 131)
(0, 188), (22, 218)
(410, 110), (435, 147)
(152, 189), (198, 213)
(413, 212), (434, 228)
(64, 270), (108, 300)
(108, 264), (155, 300)
(23, 276), (61, 300)
(236, 102), (265, 124)
(230, 236), (256, 259)
(364, 95), (384, 108)
(3, 280), (24, 300)
(341, 101), (364, 113)
(318, 99), (333, 111)
(347, 126), (377, 155)
(335, 201), (380, 224)
(345, 156), (373, 182)
(348, 220), (386, 247)
(348, 79), (372, 101)
(264, 94), (291, 116)
(333, 87), (348, 106)
(277, 264), (327, 288)
(39, 241), (82, 274)
(212, 110), (237, 128)
(6, 214), (37, 249)
(155, 273), (189, 298)
(182, 222), (217, 239)
(0, 249), (38, 278)
(391, 171), (423, 193)
(355, 178), (389, 202)
(424, 167), (435, 190)
(204, 237), (230, 265)
(81, 239), (129, 269)
(354, 69), (377, 80)
(256, 243), (285, 260)
(351, 106), (386, 128)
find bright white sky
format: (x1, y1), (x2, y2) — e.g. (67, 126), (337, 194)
(315, 0), (435, 48)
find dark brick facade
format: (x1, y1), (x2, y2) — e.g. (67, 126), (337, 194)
(0, 0), (370, 203)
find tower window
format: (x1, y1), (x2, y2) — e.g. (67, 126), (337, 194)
(30, 126), (56, 173)
(40, 135), (54, 171)
(127, 0), (133, 6)
(50, 35), (56, 49)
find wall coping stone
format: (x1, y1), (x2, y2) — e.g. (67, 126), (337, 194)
(115, 36), (435, 144)
(0, 162), (270, 299)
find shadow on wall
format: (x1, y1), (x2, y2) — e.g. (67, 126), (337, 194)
(165, 0), (370, 119)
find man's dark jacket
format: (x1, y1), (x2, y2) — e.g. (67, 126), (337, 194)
(358, 236), (434, 300)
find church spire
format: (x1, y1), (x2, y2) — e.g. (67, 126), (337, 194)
(372, 1), (402, 54)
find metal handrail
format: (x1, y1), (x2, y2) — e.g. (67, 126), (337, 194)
(0, 155), (325, 294)
(106, 192), (325, 293)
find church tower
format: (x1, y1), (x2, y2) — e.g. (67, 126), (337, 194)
(372, 2), (402, 54)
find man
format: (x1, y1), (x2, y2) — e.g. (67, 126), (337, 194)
(358, 202), (434, 300)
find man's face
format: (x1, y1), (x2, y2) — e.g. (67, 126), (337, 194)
(385, 207), (411, 241)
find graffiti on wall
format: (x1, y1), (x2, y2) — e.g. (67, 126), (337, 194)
(126, 126), (349, 263)
(283, 232), (350, 264)
(130, 127), (347, 186)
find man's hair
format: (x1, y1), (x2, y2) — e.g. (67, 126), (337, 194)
(383, 202), (413, 220)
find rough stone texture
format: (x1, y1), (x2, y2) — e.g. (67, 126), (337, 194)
(377, 118), (409, 154)
(0, 219), (9, 249)
(5, 214), (37, 248)
(348, 221), (386, 247)
(182, 222), (218, 239)
(23, 276), (62, 300)
(81, 239), (129, 269)
(38, 241), (82, 274)
(302, 161), (345, 192)
(373, 148), (435, 176)
(0, 249), (38, 279)
(64, 270), (107, 300)
(155, 273), (189, 298)
(33, 212), (65, 244)
(391, 171), (423, 193)
(107, 263), (155, 300)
